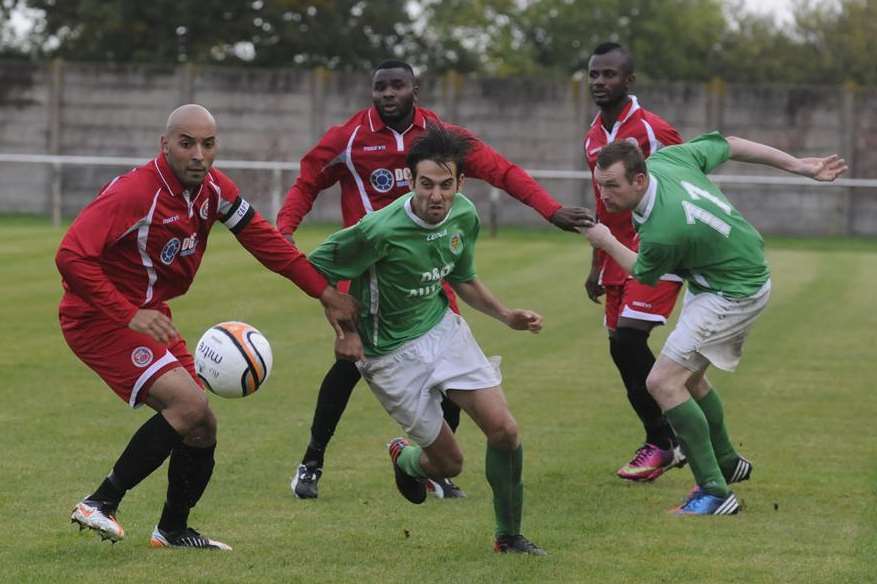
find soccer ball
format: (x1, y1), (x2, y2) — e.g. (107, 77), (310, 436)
(194, 321), (273, 399)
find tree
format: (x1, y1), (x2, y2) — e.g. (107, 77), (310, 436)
(14, 0), (416, 68)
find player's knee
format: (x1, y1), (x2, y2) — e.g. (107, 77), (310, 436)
(645, 370), (671, 401)
(486, 417), (519, 451)
(167, 390), (213, 435)
(431, 449), (463, 477)
(443, 453), (464, 478)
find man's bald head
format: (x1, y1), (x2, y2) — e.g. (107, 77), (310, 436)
(165, 104), (216, 136)
(161, 104), (218, 189)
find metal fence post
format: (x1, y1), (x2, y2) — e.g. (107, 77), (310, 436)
(48, 59), (64, 226)
(271, 167), (283, 223)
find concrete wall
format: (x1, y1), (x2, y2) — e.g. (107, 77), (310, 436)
(1, 61), (875, 236)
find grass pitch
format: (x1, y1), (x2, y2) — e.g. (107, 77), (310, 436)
(0, 216), (874, 583)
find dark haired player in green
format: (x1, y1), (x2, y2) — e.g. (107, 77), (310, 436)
(584, 133), (846, 514)
(308, 125), (546, 554)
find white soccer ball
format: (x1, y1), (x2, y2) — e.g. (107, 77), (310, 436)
(194, 321), (273, 399)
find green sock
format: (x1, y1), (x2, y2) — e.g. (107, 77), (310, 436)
(696, 389), (739, 474)
(664, 399), (729, 497)
(397, 443), (427, 479)
(485, 444), (523, 537)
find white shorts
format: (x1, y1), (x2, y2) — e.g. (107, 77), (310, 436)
(662, 280), (771, 372)
(357, 310), (502, 447)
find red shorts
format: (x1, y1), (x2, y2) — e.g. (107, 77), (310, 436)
(604, 278), (683, 331)
(338, 280), (460, 314)
(60, 309), (198, 408)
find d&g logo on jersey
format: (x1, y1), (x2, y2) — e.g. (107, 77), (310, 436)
(449, 232), (463, 255)
(161, 238), (181, 265)
(131, 346), (154, 368)
(370, 168), (395, 193)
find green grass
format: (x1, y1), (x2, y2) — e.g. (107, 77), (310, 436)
(0, 217), (875, 584)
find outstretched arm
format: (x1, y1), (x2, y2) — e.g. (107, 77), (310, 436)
(726, 137), (847, 181)
(449, 278), (543, 333)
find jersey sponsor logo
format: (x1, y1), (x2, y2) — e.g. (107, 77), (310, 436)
(180, 233), (198, 257)
(131, 346), (154, 368)
(162, 215), (179, 224)
(394, 168), (409, 188)
(449, 232), (463, 255)
(410, 263), (455, 298)
(369, 168), (395, 193)
(160, 237), (181, 265)
(363, 145), (387, 151)
(199, 199), (210, 220)
(426, 228), (447, 241)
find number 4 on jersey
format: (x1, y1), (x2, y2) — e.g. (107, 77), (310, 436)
(680, 181), (732, 237)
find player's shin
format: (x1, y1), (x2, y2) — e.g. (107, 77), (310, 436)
(104, 413), (183, 501)
(160, 442), (216, 533)
(486, 444), (523, 537)
(664, 400), (729, 497)
(695, 389), (739, 471)
(302, 359), (362, 466)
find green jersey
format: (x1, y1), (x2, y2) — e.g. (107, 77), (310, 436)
(633, 132), (770, 298)
(309, 193), (479, 357)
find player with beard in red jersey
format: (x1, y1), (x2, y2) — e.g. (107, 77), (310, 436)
(583, 43), (687, 482)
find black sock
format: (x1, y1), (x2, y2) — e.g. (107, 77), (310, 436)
(97, 413), (182, 504)
(160, 442), (216, 533)
(441, 395), (461, 433)
(89, 473), (125, 508)
(301, 359), (361, 467)
(610, 327), (676, 450)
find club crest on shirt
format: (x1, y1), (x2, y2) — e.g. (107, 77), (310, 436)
(160, 237), (181, 265)
(131, 346), (154, 368)
(199, 199), (210, 220)
(449, 232), (463, 255)
(370, 168), (394, 193)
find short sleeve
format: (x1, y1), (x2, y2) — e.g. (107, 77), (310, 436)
(652, 132), (730, 176)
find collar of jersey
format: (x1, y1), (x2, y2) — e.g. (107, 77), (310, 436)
(633, 172), (658, 224)
(590, 95), (641, 138)
(403, 194), (455, 229)
(154, 153), (206, 201)
(367, 106), (428, 133)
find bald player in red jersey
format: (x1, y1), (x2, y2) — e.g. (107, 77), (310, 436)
(583, 43), (687, 482)
(59, 104), (357, 550)
(281, 60), (594, 501)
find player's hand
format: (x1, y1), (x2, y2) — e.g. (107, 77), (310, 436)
(584, 270), (604, 304)
(129, 309), (178, 343)
(505, 309), (543, 334)
(796, 155), (848, 182)
(550, 207), (597, 233)
(584, 222), (613, 249)
(334, 331), (364, 362)
(319, 286), (359, 339)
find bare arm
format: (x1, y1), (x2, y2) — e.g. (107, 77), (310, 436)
(583, 224), (637, 274)
(449, 278), (543, 333)
(726, 136), (847, 181)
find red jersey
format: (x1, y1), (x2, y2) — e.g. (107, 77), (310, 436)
(57, 154), (327, 325)
(584, 96), (682, 285)
(276, 105), (562, 234)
